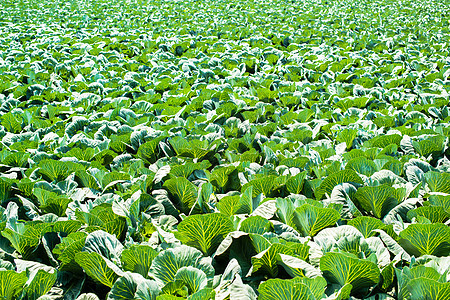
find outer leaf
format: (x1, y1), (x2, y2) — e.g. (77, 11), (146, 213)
(242, 176), (277, 197)
(373, 229), (411, 262)
(382, 198), (421, 224)
(228, 275), (257, 300)
(163, 177), (198, 214)
(108, 272), (160, 300)
(135, 279), (161, 300)
(316, 170), (363, 200)
(149, 245), (214, 286)
(396, 265), (444, 300)
(174, 213), (234, 256)
(291, 204), (340, 237)
(210, 166), (238, 193)
(277, 254), (322, 278)
(33, 188), (72, 216)
(320, 252), (380, 294)
(413, 139), (444, 158)
(53, 232), (87, 272)
(25, 269), (57, 300)
(249, 233), (272, 253)
(189, 288), (215, 300)
(82, 230), (124, 265)
(121, 245), (158, 278)
(75, 204), (126, 238)
(44, 220), (82, 235)
(189, 287), (216, 300)
(239, 215), (273, 235)
(379, 263), (395, 292)
(0, 177), (13, 205)
(327, 283), (352, 300)
(275, 197), (296, 227)
(169, 136), (210, 159)
(286, 171), (307, 194)
(38, 160), (84, 182)
(0, 270), (28, 300)
(399, 223), (450, 257)
(250, 200), (277, 219)
(137, 138), (164, 164)
(348, 216), (385, 238)
(161, 280), (188, 297)
(217, 195), (250, 217)
(337, 129), (358, 149)
(428, 194), (450, 211)
(424, 171), (450, 194)
(345, 157), (378, 176)
(325, 183), (361, 219)
(107, 272), (139, 300)
(353, 184), (397, 218)
(292, 277), (327, 300)
(76, 294), (101, 300)
(251, 243), (292, 277)
(170, 161), (209, 179)
(314, 226), (365, 261)
(1, 222), (45, 259)
(173, 266), (208, 294)
(369, 134), (402, 148)
(74, 252), (121, 288)
(407, 278), (450, 300)
(258, 278), (315, 300)
(1, 112), (21, 133)
(407, 206), (450, 223)
(74, 170), (101, 190)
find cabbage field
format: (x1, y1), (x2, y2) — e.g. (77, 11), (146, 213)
(0, 0), (449, 299)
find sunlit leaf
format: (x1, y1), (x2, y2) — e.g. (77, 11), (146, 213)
(75, 251), (122, 288)
(320, 252), (380, 294)
(353, 184), (397, 218)
(407, 278), (450, 300)
(121, 245), (158, 278)
(399, 223), (450, 257)
(149, 245), (214, 286)
(348, 216), (385, 238)
(291, 204), (340, 236)
(24, 269), (57, 300)
(0, 270), (27, 300)
(164, 177), (198, 214)
(424, 172), (450, 194)
(286, 171), (307, 194)
(174, 213), (234, 255)
(316, 170), (363, 200)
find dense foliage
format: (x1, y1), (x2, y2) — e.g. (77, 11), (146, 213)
(0, 0), (449, 299)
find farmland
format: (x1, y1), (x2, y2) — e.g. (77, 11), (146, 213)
(0, 0), (449, 299)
